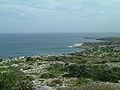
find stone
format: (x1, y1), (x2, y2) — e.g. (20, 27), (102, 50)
(37, 86), (54, 90)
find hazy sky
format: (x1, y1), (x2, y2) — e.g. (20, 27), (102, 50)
(0, 0), (120, 33)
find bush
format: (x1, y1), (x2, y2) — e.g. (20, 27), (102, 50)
(96, 67), (120, 83)
(26, 57), (34, 62)
(66, 64), (120, 83)
(0, 58), (3, 62)
(40, 73), (57, 78)
(74, 77), (93, 85)
(0, 68), (34, 90)
(14, 80), (34, 90)
(66, 64), (103, 78)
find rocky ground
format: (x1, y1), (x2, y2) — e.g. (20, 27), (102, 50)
(0, 37), (120, 90)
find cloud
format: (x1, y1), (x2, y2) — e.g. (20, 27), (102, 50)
(0, 0), (120, 33)
(0, 0), (120, 18)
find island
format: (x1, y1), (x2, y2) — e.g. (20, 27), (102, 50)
(0, 37), (120, 90)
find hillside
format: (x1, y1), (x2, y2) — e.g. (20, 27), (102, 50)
(0, 37), (120, 90)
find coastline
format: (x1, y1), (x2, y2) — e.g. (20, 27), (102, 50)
(0, 37), (106, 60)
(1, 37), (120, 90)
(1, 33), (120, 58)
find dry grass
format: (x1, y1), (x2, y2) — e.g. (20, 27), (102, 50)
(57, 82), (120, 90)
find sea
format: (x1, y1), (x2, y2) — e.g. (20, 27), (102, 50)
(0, 33), (120, 58)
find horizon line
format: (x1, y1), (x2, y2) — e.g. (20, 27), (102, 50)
(0, 32), (120, 34)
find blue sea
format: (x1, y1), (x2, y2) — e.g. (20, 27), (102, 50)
(0, 33), (120, 58)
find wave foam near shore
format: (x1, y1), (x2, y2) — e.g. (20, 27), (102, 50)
(68, 43), (83, 48)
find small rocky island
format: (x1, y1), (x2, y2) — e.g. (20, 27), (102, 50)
(1, 37), (120, 90)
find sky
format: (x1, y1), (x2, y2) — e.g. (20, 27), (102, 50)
(0, 0), (120, 33)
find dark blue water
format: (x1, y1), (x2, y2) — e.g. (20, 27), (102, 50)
(0, 33), (120, 58)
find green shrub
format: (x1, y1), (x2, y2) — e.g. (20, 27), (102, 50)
(26, 57), (34, 62)
(74, 77), (93, 85)
(66, 64), (102, 78)
(47, 63), (65, 76)
(66, 64), (120, 83)
(14, 80), (34, 90)
(0, 58), (3, 62)
(0, 68), (34, 90)
(40, 73), (57, 78)
(96, 67), (120, 83)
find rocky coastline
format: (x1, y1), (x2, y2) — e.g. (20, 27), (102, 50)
(1, 37), (120, 90)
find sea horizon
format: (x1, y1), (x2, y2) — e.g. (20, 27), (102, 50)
(0, 33), (120, 58)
